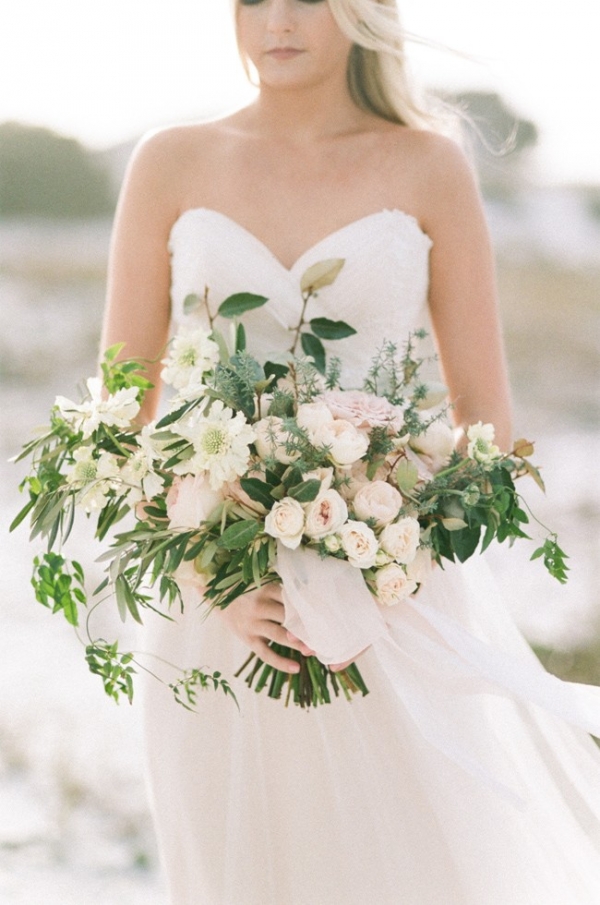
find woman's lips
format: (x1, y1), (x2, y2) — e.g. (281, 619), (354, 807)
(266, 48), (304, 60)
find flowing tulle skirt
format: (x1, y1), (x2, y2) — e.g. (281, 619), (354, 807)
(142, 557), (600, 905)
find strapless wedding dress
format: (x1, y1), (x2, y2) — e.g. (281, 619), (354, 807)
(143, 208), (600, 905)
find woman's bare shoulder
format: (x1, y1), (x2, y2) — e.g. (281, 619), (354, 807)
(122, 116), (247, 216)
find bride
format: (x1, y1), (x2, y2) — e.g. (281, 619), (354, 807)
(101, 1), (600, 903)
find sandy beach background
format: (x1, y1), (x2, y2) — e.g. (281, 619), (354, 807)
(1, 204), (599, 902)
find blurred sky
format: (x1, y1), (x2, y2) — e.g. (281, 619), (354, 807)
(1, 0), (598, 184)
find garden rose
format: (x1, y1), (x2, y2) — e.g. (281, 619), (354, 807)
(304, 489), (348, 540)
(409, 420), (455, 472)
(379, 517), (421, 564)
(264, 497), (305, 549)
(339, 521), (379, 568)
(254, 416), (300, 464)
(352, 481), (402, 527)
(166, 474), (224, 529)
(312, 419), (369, 466)
(320, 389), (404, 431)
(374, 563), (418, 606)
(296, 402), (334, 438)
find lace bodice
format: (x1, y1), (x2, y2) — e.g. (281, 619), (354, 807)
(168, 207), (432, 387)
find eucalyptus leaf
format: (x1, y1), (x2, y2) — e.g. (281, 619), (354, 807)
(240, 478), (275, 509)
(218, 293), (268, 319)
(300, 258), (345, 294)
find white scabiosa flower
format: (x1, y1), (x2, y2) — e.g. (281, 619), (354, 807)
(161, 326), (219, 393)
(174, 400), (256, 491)
(466, 422), (502, 465)
(120, 424), (166, 504)
(66, 446), (120, 512)
(55, 377), (140, 440)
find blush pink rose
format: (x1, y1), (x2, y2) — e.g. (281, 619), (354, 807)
(352, 481), (403, 527)
(166, 474), (223, 529)
(320, 390), (404, 431)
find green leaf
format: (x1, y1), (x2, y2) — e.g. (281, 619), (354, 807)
(264, 361), (289, 383)
(288, 479), (321, 503)
(450, 527), (481, 562)
(300, 258), (345, 293)
(300, 333), (326, 374)
(240, 478), (275, 509)
(183, 293), (201, 315)
(217, 519), (260, 551)
(395, 459), (419, 494)
(9, 497), (36, 532)
(441, 517), (468, 531)
(235, 322), (246, 353)
(309, 317), (356, 341)
(218, 293), (269, 319)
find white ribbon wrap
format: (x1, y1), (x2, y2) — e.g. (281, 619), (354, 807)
(276, 542), (600, 807)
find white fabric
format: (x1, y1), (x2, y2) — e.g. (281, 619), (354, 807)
(143, 208), (600, 905)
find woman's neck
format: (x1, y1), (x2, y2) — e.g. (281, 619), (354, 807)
(247, 80), (371, 144)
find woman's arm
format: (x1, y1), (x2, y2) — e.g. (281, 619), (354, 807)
(101, 130), (182, 422)
(419, 136), (513, 451)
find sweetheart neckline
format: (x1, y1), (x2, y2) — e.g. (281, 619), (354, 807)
(169, 206), (432, 273)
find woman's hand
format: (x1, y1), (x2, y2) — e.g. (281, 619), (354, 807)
(217, 584), (315, 674)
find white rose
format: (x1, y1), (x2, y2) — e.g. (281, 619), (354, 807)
(352, 481), (403, 527)
(409, 420), (455, 472)
(406, 547), (433, 584)
(303, 466), (334, 494)
(264, 497), (305, 549)
(166, 474), (224, 529)
(304, 489), (348, 540)
(339, 521), (379, 568)
(379, 517), (421, 565)
(374, 563), (418, 606)
(312, 419), (369, 466)
(254, 416), (299, 464)
(296, 402), (334, 439)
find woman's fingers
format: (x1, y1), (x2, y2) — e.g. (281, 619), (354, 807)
(253, 638), (300, 673)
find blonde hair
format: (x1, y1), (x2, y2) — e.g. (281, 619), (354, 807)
(233, 0), (452, 133)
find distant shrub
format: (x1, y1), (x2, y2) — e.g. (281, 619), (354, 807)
(0, 121), (114, 218)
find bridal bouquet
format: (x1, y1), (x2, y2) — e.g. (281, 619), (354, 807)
(11, 259), (567, 709)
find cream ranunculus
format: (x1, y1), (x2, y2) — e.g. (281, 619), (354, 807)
(379, 517), (421, 565)
(409, 420), (455, 473)
(374, 563), (418, 606)
(352, 480), (403, 527)
(312, 419), (369, 467)
(254, 416), (300, 464)
(339, 520), (379, 568)
(166, 474), (224, 529)
(304, 489), (348, 540)
(264, 497), (305, 549)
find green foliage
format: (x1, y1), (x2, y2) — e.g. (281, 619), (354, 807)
(217, 293), (269, 318)
(32, 553), (86, 626)
(170, 669), (238, 711)
(0, 121), (114, 218)
(531, 535), (569, 584)
(85, 642), (136, 704)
